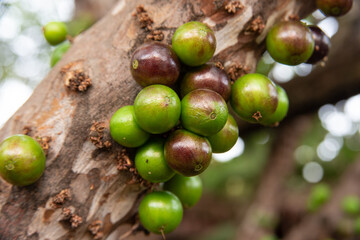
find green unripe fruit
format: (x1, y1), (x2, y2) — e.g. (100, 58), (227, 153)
(266, 21), (315, 66)
(43, 22), (68, 46)
(135, 138), (175, 183)
(165, 129), (212, 176)
(316, 0), (353, 17)
(50, 41), (71, 67)
(307, 184), (331, 212)
(172, 21), (216, 66)
(341, 196), (360, 216)
(164, 174), (202, 208)
(230, 73), (278, 123)
(110, 105), (150, 148)
(261, 85), (289, 126)
(181, 89), (228, 136)
(207, 114), (239, 153)
(134, 85), (181, 134)
(138, 191), (183, 234)
(0, 134), (46, 186)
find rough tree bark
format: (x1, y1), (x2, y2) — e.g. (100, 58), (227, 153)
(4, 0), (356, 239)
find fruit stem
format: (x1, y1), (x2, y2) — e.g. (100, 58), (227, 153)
(118, 221), (140, 240)
(160, 228), (166, 240)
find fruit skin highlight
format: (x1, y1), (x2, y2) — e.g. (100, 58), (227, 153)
(0, 134), (46, 186)
(43, 22), (68, 46)
(164, 129), (212, 176)
(134, 85), (181, 134)
(316, 0), (353, 17)
(180, 63), (231, 101)
(110, 105), (150, 148)
(230, 73), (278, 123)
(138, 191), (183, 234)
(207, 114), (239, 153)
(266, 21), (315, 66)
(164, 174), (202, 208)
(130, 42), (181, 87)
(172, 21), (216, 66)
(181, 89), (228, 137)
(135, 138), (175, 183)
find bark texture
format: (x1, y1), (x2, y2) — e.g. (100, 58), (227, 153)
(0, 0), (339, 239)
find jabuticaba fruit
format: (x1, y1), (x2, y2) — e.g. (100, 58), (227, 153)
(266, 21), (315, 66)
(230, 73), (278, 124)
(0, 134), (46, 186)
(180, 63), (231, 101)
(172, 21), (216, 66)
(130, 42), (181, 87)
(164, 129), (212, 176)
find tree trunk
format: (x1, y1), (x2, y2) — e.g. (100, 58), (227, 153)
(3, 0), (348, 239)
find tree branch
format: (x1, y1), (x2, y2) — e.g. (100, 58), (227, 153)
(0, 1), (316, 239)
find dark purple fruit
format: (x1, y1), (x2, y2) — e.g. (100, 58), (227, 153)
(181, 89), (228, 136)
(316, 0), (353, 16)
(306, 26), (331, 64)
(180, 63), (231, 101)
(130, 42), (180, 87)
(266, 21), (315, 66)
(231, 73), (278, 123)
(164, 129), (212, 176)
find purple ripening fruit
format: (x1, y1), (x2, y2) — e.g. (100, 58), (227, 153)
(164, 129), (212, 176)
(316, 0), (353, 17)
(180, 63), (231, 101)
(306, 26), (331, 64)
(266, 21), (315, 66)
(130, 42), (181, 87)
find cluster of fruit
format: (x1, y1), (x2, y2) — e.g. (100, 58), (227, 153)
(266, 0), (352, 66)
(43, 21), (71, 67)
(110, 21), (240, 235)
(109, 17), (290, 233)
